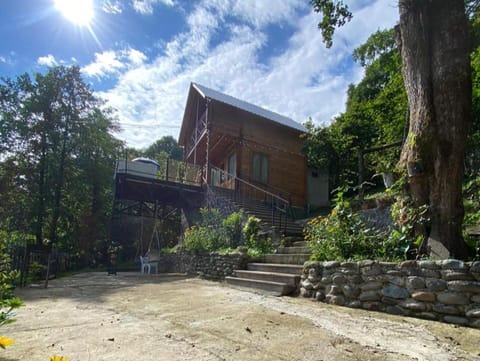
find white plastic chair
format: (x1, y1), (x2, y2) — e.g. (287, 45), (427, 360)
(140, 256), (158, 274)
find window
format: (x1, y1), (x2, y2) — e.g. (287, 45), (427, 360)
(252, 153), (268, 183)
(227, 153), (236, 180)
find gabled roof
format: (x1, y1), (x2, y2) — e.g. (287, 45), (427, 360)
(192, 83), (306, 133)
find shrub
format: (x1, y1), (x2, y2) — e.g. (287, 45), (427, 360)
(305, 187), (387, 261)
(243, 216), (272, 255)
(184, 209), (245, 253)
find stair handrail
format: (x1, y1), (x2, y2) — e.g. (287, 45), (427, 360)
(210, 165), (293, 233)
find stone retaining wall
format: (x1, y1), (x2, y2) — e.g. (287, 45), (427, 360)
(300, 259), (480, 328)
(157, 253), (248, 280)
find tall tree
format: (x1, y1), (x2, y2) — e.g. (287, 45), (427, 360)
(0, 66), (121, 253)
(311, 0), (473, 258)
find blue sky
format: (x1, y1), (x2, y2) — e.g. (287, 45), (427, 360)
(0, 0), (398, 149)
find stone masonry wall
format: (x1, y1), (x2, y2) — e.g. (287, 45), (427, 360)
(157, 253), (248, 280)
(301, 259), (480, 328)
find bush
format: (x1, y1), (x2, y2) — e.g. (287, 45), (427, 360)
(0, 236), (23, 327)
(243, 216), (272, 255)
(184, 209), (244, 253)
(305, 187), (388, 261)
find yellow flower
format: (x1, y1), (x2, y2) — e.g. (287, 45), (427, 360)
(50, 356), (70, 361)
(0, 336), (14, 349)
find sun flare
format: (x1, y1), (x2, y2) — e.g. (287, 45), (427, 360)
(54, 0), (94, 26)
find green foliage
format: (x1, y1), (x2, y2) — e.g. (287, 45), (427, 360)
(0, 66), (122, 259)
(222, 211), (243, 248)
(311, 0), (352, 48)
(183, 209), (245, 253)
(242, 216), (272, 254)
(303, 28), (406, 190)
(0, 238), (23, 327)
(305, 187), (387, 261)
(143, 136), (183, 161)
(464, 177), (480, 226)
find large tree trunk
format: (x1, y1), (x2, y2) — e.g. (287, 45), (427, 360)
(398, 0), (471, 259)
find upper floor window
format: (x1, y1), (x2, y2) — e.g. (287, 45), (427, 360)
(252, 153), (268, 184)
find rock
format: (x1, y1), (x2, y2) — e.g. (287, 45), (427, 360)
(400, 260), (417, 268)
(440, 259), (465, 270)
(301, 279), (314, 290)
(359, 260), (375, 267)
(320, 276), (332, 285)
(382, 296), (402, 305)
(384, 275), (405, 287)
(362, 302), (382, 311)
(379, 261), (397, 269)
(314, 291), (325, 301)
(411, 291), (436, 303)
(300, 288), (313, 298)
(361, 266), (382, 276)
(405, 268), (424, 277)
(441, 270), (474, 281)
(432, 304), (461, 315)
(347, 300), (362, 308)
(326, 285), (342, 295)
(386, 306), (405, 315)
(406, 276), (425, 289)
(386, 270), (403, 276)
(332, 274), (348, 285)
(418, 312), (438, 321)
(324, 261), (340, 269)
(418, 260), (439, 270)
(342, 284), (360, 299)
(471, 295), (480, 303)
(326, 295), (345, 306)
(470, 261), (480, 273)
(359, 290), (380, 302)
(470, 319), (480, 328)
(447, 281), (480, 293)
(401, 299), (427, 311)
(382, 286), (410, 299)
(426, 278), (447, 292)
(308, 268), (318, 278)
(443, 316), (469, 325)
(436, 292), (470, 305)
(465, 308), (480, 318)
(340, 261), (358, 269)
(349, 275), (363, 284)
(420, 269), (441, 278)
(360, 281), (383, 291)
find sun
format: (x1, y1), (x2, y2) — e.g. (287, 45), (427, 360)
(54, 0), (94, 26)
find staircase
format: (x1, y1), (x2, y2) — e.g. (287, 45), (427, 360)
(225, 238), (310, 296)
(209, 186), (304, 236)
(209, 182), (309, 296)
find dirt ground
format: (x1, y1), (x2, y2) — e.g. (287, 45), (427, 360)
(2, 272), (480, 361)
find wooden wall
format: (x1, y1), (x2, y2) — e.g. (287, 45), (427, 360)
(210, 101), (307, 207)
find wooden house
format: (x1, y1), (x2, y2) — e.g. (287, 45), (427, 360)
(179, 83), (328, 209)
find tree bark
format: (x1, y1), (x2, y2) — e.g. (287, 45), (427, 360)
(398, 0), (471, 259)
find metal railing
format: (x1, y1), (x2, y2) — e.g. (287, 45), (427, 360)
(210, 165), (293, 233)
(115, 158), (203, 186)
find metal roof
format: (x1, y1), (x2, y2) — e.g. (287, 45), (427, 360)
(192, 83), (306, 133)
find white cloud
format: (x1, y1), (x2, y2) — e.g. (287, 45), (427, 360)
(102, 0), (123, 14)
(81, 48), (148, 78)
(37, 54), (58, 67)
(98, 0), (398, 148)
(132, 0), (174, 15)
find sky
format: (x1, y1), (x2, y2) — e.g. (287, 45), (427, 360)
(0, 0), (399, 149)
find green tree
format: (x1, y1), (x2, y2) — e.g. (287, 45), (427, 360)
(0, 66), (121, 259)
(143, 135), (183, 161)
(311, 0), (474, 258)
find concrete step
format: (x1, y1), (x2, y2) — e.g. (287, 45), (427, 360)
(263, 253), (311, 265)
(234, 270), (300, 286)
(292, 241), (307, 247)
(276, 246), (310, 254)
(247, 263), (303, 275)
(225, 276), (293, 296)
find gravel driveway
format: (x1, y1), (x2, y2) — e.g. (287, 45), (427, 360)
(3, 272), (480, 361)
